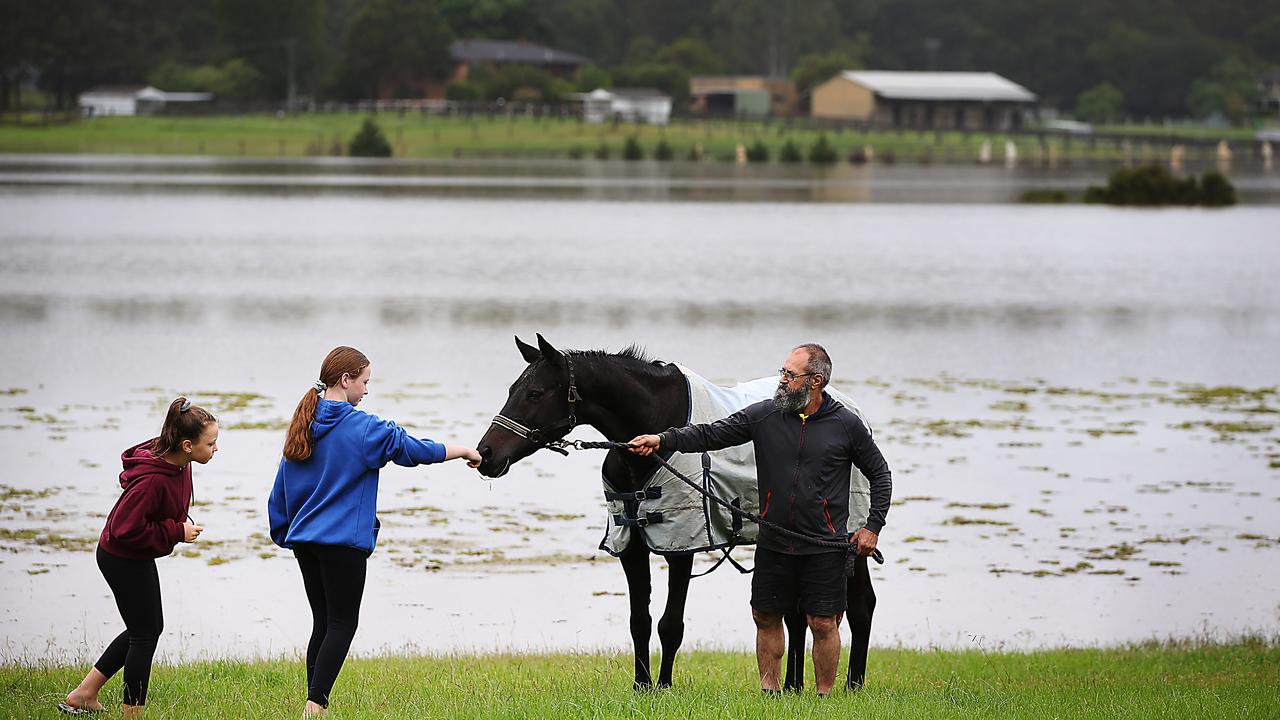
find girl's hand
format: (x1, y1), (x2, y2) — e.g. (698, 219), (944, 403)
(461, 447), (482, 468)
(183, 522), (204, 543)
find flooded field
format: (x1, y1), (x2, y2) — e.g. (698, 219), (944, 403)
(0, 170), (1277, 663)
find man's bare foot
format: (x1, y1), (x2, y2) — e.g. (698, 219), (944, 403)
(121, 704), (144, 718)
(62, 691), (104, 712)
(303, 700), (328, 718)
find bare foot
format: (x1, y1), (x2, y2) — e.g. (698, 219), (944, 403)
(63, 691), (105, 712)
(303, 700), (328, 718)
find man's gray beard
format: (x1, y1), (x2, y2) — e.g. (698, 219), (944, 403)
(773, 383), (809, 414)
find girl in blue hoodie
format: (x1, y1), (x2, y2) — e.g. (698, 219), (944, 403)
(62, 397), (218, 717)
(268, 345), (480, 717)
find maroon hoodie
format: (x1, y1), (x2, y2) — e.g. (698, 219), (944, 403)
(98, 439), (193, 560)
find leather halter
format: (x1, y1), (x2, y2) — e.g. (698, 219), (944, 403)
(490, 354), (582, 456)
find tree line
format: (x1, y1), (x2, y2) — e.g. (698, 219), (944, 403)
(2, 0), (1277, 123)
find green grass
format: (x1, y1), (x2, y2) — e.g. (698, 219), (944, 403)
(2, 640), (1276, 719)
(0, 113), (1252, 164)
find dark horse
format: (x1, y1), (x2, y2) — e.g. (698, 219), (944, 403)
(475, 334), (876, 691)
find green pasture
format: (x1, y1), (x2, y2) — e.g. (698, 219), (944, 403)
(0, 112), (1260, 164)
(2, 639), (1276, 719)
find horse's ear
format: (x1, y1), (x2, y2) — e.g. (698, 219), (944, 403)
(515, 335), (541, 364)
(535, 333), (563, 366)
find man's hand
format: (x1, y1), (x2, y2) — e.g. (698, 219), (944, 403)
(183, 522), (204, 543)
(627, 435), (661, 456)
(850, 527), (878, 557)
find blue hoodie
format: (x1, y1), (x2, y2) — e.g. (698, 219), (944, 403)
(268, 399), (447, 554)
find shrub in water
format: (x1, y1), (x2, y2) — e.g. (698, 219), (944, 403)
(623, 136), (644, 160)
(746, 140), (770, 162)
(1019, 189), (1069, 204)
(349, 117), (392, 158)
(1199, 170), (1237, 206)
(653, 139), (674, 161)
(808, 134), (838, 164)
(779, 139), (802, 163)
(1085, 164), (1236, 206)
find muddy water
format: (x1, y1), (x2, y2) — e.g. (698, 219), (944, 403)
(1, 183), (1277, 663)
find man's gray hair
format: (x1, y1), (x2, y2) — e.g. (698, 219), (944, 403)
(794, 343), (832, 388)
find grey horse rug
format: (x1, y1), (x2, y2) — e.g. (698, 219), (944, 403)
(599, 363), (874, 556)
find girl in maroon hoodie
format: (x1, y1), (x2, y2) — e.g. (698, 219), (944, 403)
(60, 398), (218, 717)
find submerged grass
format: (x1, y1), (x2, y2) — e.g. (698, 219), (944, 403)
(1, 641), (1276, 719)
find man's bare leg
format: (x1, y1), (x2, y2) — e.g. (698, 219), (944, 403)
(807, 613), (842, 696)
(752, 609), (785, 692)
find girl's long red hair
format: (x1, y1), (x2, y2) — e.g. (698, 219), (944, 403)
(283, 346), (369, 461)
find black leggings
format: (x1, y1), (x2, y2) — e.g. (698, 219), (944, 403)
(94, 546), (163, 706)
(294, 543), (367, 707)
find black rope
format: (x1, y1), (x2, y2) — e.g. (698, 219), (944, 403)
(576, 440), (884, 564)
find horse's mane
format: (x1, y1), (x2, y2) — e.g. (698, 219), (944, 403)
(567, 345), (670, 377)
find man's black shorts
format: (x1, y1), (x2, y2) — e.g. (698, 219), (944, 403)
(750, 547), (846, 617)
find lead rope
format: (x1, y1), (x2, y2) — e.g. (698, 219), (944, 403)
(571, 439), (885, 565)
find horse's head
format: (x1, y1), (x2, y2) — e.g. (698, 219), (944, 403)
(476, 334), (580, 478)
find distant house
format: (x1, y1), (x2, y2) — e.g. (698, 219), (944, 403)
(690, 76), (797, 117)
(392, 39), (592, 100)
(78, 85), (213, 117)
(450, 39), (589, 82)
(573, 88), (671, 124)
(811, 71), (1037, 130)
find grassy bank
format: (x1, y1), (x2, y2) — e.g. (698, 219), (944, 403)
(2, 640), (1276, 719)
(0, 113), (1259, 165)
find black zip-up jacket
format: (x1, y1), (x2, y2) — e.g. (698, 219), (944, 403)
(658, 393), (892, 555)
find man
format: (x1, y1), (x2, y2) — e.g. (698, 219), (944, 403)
(628, 343), (892, 696)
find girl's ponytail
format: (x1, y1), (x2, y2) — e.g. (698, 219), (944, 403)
(282, 346), (369, 462)
(151, 397), (217, 457)
(282, 388), (321, 461)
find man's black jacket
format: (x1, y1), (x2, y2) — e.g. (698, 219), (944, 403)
(657, 393), (892, 555)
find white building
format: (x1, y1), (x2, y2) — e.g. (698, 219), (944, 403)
(78, 86), (214, 117)
(574, 88), (671, 125)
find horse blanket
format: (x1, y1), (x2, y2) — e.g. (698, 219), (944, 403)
(599, 363), (874, 555)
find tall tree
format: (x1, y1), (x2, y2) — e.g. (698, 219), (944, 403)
(215, 0), (327, 100)
(337, 0), (453, 99)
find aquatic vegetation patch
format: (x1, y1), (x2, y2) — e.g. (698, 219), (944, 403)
(0, 485), (57, 502)
(0, 388), (27, 396)
(1085, 542), (1141, 561)
(0, 527), (96, 552)
(943, 516), (1012, 527)
(945, 502), (1011, 510)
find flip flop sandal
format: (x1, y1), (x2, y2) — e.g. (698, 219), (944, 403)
(57, 702), (102, 715)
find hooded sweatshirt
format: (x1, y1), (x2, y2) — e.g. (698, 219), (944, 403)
(268, 399), (447, 554)
(98, 439), (193, 560)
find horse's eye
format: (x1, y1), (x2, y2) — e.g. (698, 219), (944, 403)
(526, 389), (544, 401)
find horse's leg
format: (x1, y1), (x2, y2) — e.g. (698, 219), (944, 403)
(619, 539), (654, 690)
(782, 605), (808, 692)
(845, 553), (876, 690)
(655, 553), (693, 689)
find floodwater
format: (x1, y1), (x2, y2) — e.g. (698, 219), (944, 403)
(0, 155), (1278, 666)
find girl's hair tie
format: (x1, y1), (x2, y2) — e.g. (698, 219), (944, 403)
(179, 398), (192, 412)
(313, 381), (326, 395)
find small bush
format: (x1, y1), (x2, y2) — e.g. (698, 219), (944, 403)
(653, 139), (674, 161)
(567, 145), (585, 159)
(1019, 189), (1069, 204)
(808, 134), (838, 164)
(1084, 164), (1236, 207)
(779, 139), (802, 163)
(623, 136), (644, 160)
(745, 140), (770, 163)
(349, 117), (392, 158)
(594, 142), (610, 160)
(445, 81), (483, 101)
(1199, 170), (1237, 207)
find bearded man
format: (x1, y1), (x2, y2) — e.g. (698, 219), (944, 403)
(628, 343), (892, 696)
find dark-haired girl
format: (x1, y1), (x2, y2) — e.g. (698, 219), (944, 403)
(61, 398), (218, 717)
(268, 346), (480, 717)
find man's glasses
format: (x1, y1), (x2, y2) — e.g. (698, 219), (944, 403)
(778, 369), (815, 382)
